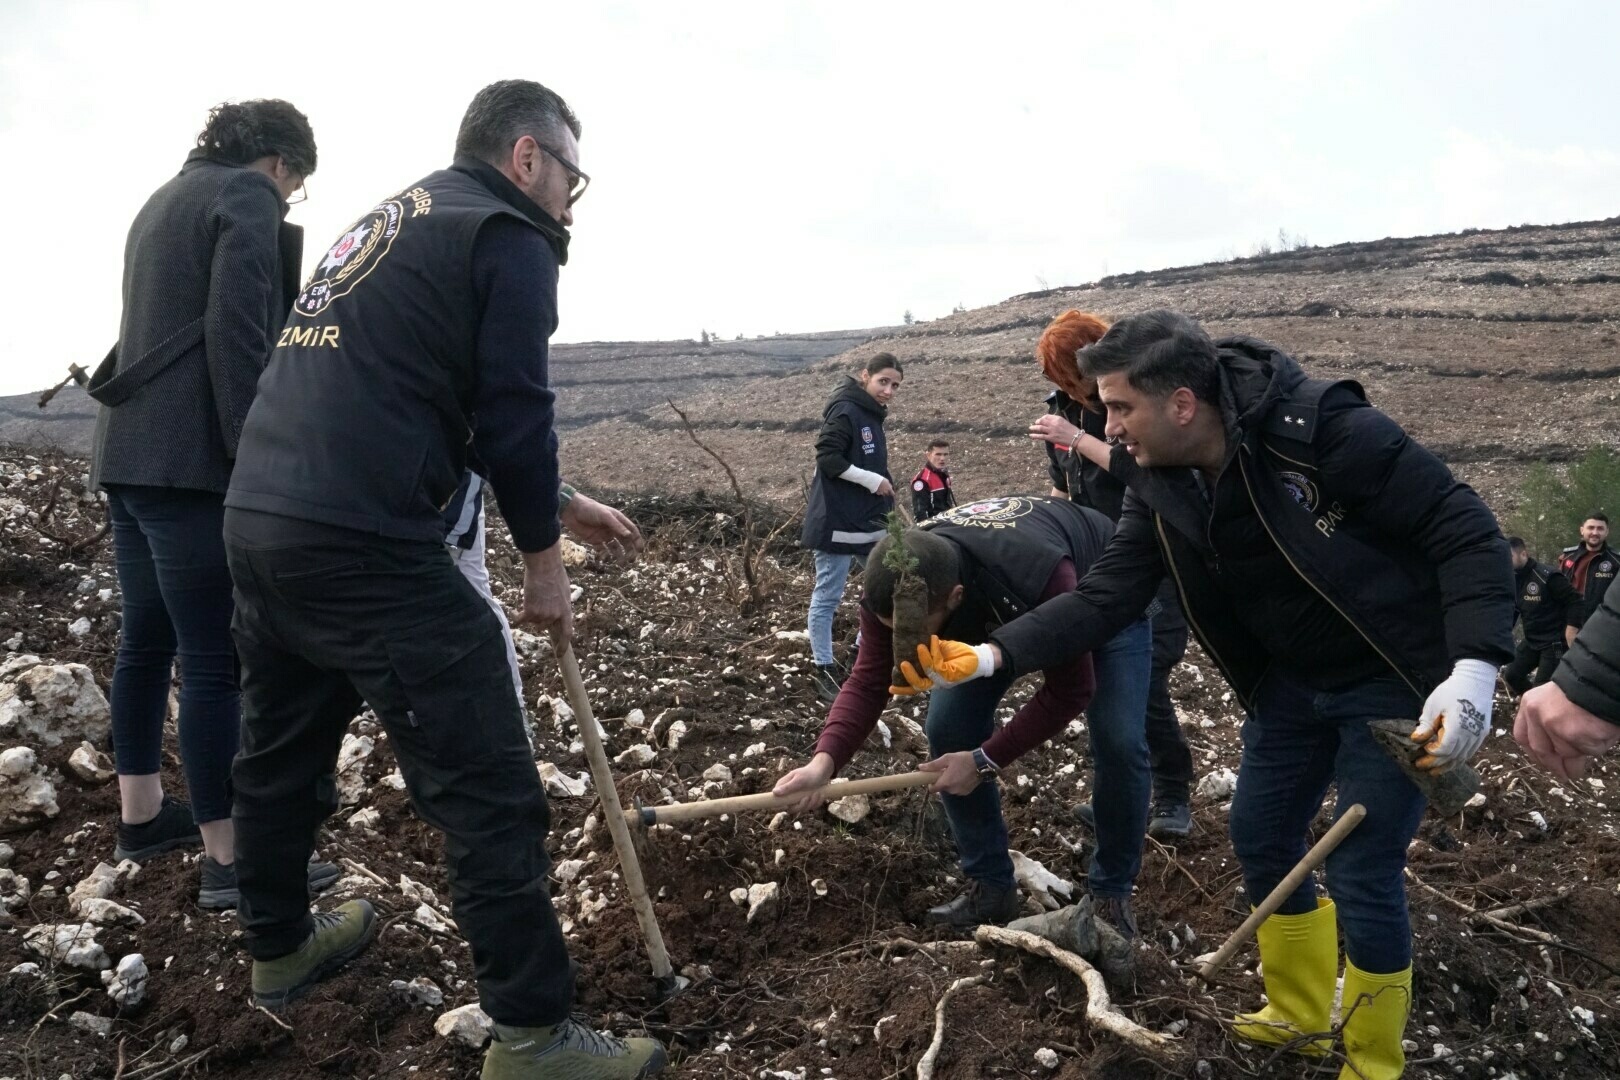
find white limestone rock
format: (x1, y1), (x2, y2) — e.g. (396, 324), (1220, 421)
(69, 1010), (113, 1036)
(336, 734), (375, 806)
(0, 745), (58, 829)
(102, 953), (148, 1007)
(538, 762), (590, 798)
(1196, 767), (1238, 802)
(826, 794), (870, 824)
(69, 860), (140, 911)
(67, 741), (115, 784)
(701, 763), (733, 784)
(614, 744), (657, 768)
(390, 976), (444, 1007)
(746, 881), (781, 923)
(77, 898), (145, 927)
(347, 807), (381, 831)
(434, 1002), (493, 1048)
(24, 922), (109, 970)
(0, 867), (30, 911)
(0, 662), (111, 747)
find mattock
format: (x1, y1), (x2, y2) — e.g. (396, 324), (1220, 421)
(558, 645), (683, 999)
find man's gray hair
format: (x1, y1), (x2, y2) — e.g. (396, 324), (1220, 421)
(455, 79), (581, 164)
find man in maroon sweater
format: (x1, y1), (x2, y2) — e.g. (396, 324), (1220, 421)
(773, 496), (1155, 932)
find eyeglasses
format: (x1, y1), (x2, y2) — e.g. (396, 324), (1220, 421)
(286, 179), (308, 205)
(537, 144), (590, 206)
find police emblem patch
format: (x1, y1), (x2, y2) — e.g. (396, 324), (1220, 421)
(1526, 581), (1540, 595)
(923, 497), (1036, 530)
(294, 195), (412, 316)
(913, 480), (926, 491)
(1279, 471), (1319, 512)
(1602, 560), (1615, 574)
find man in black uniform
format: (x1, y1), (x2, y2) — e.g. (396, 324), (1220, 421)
(1558, 513), (1616, 628)
(222, 80), (664, 1079)
(908, 311), (1514, 1080)
(1503, 537), (1581, 694)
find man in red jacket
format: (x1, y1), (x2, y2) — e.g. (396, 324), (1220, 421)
(910, 440), (956, 521)
(773, 496), (1153, 937)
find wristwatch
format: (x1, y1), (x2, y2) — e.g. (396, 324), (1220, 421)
(971, 747), (999, 779)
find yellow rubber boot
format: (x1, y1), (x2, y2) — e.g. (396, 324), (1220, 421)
(1232, 898), (1337, 1055)
(1338, 961), (1412, 1080)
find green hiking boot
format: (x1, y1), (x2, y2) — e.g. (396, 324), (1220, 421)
(251, 899), (377, 1010)
(482, 1017), (668, 1079)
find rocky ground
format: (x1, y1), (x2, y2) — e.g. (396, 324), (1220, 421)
(2, 448), (1619, 1079)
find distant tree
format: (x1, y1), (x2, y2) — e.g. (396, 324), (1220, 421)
(902, 309), (915, 325)
(1278, 227), (1311, 252)
(736, 333), (744, 341)
(952, 301), (967, 314)
(1508, 447), (1620, 562)
(700, 329), (711, 345)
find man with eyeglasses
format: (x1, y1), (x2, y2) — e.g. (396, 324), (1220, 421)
(221, 80), (666, 1079)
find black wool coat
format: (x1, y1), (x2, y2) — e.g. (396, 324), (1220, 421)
(89, 150), (302, 494)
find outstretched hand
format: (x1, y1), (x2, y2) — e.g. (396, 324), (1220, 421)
(561, 493), (644, 560)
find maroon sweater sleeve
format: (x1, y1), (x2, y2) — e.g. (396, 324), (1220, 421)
(812, 561), (1097, 771)
(813, 606), (897, 772)
(982, 558), (1096, 767)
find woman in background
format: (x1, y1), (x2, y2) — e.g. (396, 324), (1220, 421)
(800, 353), (903, 702)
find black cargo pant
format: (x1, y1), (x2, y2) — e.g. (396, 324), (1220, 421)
(1502, 638), (1565, 695)
(224, 512), (573, 1026)
(1145, 586), (1194, 804)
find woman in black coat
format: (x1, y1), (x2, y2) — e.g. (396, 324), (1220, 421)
(800, 353), (903, 701)
(87, 100), (332, 906)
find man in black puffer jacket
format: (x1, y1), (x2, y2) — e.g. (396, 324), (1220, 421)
(899, 311), (1514, 1080)
(1503, 536), (1582, 694)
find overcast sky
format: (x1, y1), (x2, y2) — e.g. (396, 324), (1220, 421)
(3, 1), (1618, 394)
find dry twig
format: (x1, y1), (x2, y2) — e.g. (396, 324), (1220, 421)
(974, 925), (1182, 1061)
(666, 399), (773, 609)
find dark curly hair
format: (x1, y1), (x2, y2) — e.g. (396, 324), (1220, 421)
(196, 99), (317, 177)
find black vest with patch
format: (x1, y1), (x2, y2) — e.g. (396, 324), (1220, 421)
(226, 163), (543, 540)
(921, 496), (1115, 644)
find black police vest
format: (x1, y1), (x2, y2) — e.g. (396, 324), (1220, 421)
(802, 389), (892, 554)
(226, 166), (542, 540)
(920, 496), (1115, 643)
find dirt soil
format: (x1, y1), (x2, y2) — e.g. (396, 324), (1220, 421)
(2, 450), (1618, 1079)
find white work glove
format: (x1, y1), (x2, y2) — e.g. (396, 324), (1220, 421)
(1411, 659), (1498, 772)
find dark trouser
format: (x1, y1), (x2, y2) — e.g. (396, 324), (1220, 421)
(1502, 639), (1565, 695)
(105, 484), (239, 823)
(224, 518), (573, 1026)
(1145, 615), (1194, 804)
(1228, 671), (1424, 974)
(926, 618), (1152, 897)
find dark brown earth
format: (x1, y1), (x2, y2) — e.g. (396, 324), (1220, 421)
(2, 452), (1618, 1080)
(4, 219), (1620, 1078)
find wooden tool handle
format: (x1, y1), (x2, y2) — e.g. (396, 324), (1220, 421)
(633, 770), (937, 826)
(560, 646), (673, 981)
(1198, 803), (1367, 982)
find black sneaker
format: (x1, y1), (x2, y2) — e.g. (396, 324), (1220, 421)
(113, 796), (202, 863)
(198, 855), (344, 911)
(811, 664), (844, 704)
(1147, 799), (1192, 840)
(924, 880), (1022, 929)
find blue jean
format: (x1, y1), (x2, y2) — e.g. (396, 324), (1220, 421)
(925, 618), (1152, 895)
(1229, 671), (1425, 974)
(106, 485), (240, 823)
(807, 551), (859, 666)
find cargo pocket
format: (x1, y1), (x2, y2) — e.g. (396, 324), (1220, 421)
(382, 614), (525, 764)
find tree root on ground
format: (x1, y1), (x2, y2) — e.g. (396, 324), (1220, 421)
(914, 973), (989, 1080)
(973, 925), (1183, 1062)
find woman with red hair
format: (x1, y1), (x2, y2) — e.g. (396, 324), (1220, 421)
(1029, 310), (1197, 844)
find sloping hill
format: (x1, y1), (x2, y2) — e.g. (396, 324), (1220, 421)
(564, 218), (1620, 515)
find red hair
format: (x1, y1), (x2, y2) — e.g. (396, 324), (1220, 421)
(1036, 310), (1110, 411)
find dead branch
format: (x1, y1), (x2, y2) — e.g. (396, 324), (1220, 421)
(915, 973), (989, 1080)
(1479, 887), (1571, 922)
(667, 398), (771, 609)
(24, 476), (111, 554)
(974, 925), (1182, 1061)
